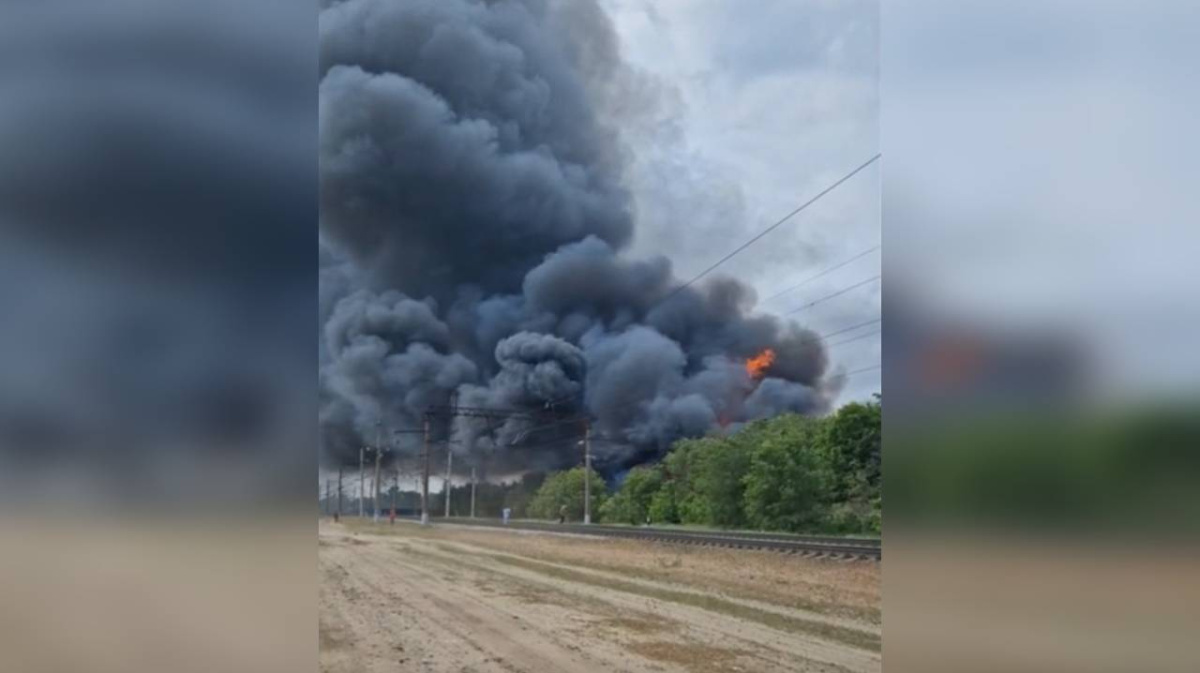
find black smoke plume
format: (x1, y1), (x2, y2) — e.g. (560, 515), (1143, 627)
(319, 0), (837, 475)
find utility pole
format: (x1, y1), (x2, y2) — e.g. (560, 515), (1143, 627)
(391, 464), (398, 518)
(324, 477), (331, 516)
(358, 446), (365, 517)
(421, 415), (431, 525)
(372, 423), (383, 522)
(444, 391), (457, 519)
(373, 446), (382, 523)
(470, 464), (477, 519)
(583, 419), (592, 525)
(337, 466), (343, 519)
(444, 447), (453, 518)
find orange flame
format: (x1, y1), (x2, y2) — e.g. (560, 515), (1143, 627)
(745, 348), (776, 380)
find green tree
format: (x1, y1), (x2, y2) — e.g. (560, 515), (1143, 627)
(658, 439), (698, 523)
(527, 467), (607, 522)
(665, 433), (753, 528)
(820, 397), (882, 502)
(741, 414), (834, 532)
(578, 399), (884, 535)
(647, 478), (680, 524)
(600, 465), (664, 524)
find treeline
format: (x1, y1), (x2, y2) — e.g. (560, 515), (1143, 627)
(325, 399), (882, 535)
(415, 473), (548, 519)
(320, 475), (545, 518)
(534, 398), (882, 535)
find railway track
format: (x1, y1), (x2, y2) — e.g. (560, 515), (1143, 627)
(435, 517), (882, 560)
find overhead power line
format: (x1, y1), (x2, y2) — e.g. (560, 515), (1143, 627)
(659, 153), (881, 305)
(783, 274), (881, 316)
(763, 244), (881, 304)
(844, 364), (881, 377)
(826, 329), (881, 349)
(818, 317), (882, 340)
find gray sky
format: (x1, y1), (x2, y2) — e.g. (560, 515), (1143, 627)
(883, 0), (1200, 400)
(601, 0), (881, 404)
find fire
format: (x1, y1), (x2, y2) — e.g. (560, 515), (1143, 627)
(745, 348), (776, 380)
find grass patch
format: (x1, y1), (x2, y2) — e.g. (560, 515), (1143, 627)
(593, 616), (674, 636)
(401, 545), (597, 613)
(433, 534), (878, 624)
(594, 521), (881, 541)
(479, 552), (881, 652)
(318, 620), (349, 651)
(627, 641), (748, 673)
(332, 522), (878, 625)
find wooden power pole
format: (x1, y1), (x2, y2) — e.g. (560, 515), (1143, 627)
(444, 447), (453, 518)
(358, 446), (365, 517)
(392, 463), (399, 518)
(583, 419), (592, 525)
(421, 415), (431, 525)
(373, 446), (382, 522)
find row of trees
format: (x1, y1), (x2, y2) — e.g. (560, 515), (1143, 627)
(532, 398), (882, 535)
(326, 399), (881, 534)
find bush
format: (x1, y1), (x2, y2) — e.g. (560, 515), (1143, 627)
(647, 479), (679, 524)
(527, 467), (607, 522)
(666, 435), (752, 528)
(741, 415), (833, 532)
(635, 404), (883, 535)
(599, 465), (663, 524)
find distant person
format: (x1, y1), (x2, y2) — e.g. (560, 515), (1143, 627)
(334, 512), (340, 523)
(502, 508), (511, 525)
(558, 504), (567, 524)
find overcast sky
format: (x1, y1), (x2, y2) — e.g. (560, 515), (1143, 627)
(600, 0), (881, 404)
(883, 0), (1200, 400)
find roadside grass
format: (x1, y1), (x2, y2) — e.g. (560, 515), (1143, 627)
(568, 520), (882, 541)
(627, 641), (751, 673)
(471, 549), (881, 652)
(444, 517), (881, 540)
(504, 546), (879, 624)
(334, 519), (880, 624)
(400, 544), (634, 617)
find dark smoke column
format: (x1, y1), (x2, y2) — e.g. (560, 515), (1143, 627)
(318, 0), (837, 475)
(319, 0), (634, 299)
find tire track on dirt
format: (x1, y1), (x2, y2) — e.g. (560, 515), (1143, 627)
(322, 533), (646, 672)
(320, 525), (880, 673)
(375, 531), (879, 672)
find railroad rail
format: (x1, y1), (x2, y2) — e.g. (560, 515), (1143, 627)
(434, 517), (881, 560)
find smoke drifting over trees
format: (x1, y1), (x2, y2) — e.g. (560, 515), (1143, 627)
(319, 0), (839, 475)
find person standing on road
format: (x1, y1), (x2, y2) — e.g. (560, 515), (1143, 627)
(502, 507), (511, 525)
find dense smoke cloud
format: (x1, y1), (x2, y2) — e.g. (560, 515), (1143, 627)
(319, 0), (838, 475)
(320, 0), (633, 299)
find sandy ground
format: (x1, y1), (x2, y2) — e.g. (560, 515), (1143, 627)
(319, 520), (881, 673)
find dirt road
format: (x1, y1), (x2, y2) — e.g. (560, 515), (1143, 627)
(319, 521), (880, 673)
